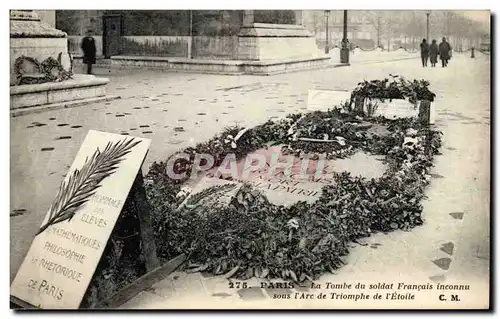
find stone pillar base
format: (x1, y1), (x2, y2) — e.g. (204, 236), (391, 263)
(10, 10), (114, 115)
(10, 10), (68, 85)
(237, 23), (325, 61)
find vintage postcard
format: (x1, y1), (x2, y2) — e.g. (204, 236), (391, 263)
(9, 9), (491, 310)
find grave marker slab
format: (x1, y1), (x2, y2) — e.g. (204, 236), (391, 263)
(235, 150), (386, 205)
(192, 146), (386, 206)
(363, 99), (435, 124)
(370, 99), (419, 119)
(307, 89), (435, 124)
(10, 130), (151, 309)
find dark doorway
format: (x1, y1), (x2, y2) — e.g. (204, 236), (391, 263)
(103, 15), (122, 58)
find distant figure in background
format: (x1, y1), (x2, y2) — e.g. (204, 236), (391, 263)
(420, 39), (429, 67)
(429, 39), (439, 67)
(439, 37), (452, 68)
(81, 30), (96, 75)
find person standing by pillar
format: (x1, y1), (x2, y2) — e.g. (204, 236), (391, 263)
(81, 30), (96, 75)
(420, 39), (429, 67)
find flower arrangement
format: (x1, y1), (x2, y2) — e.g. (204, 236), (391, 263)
(145, 88), (442, 283)
(13, 54), (73, 86)
(350, 74), (436, 106)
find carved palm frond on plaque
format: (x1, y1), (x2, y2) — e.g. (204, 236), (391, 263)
(36, 138), (142, 236)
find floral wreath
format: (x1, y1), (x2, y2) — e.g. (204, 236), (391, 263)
(14, 52), (73, 85)
(144, 77), (443, 283)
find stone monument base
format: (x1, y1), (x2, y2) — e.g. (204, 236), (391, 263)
(111, 55), (336, 75)
(10, 10), (117, 116)
(236, 23), (325, 61)
(10, 74), (119, 116)
(10, 10), (68, 86)
(110, 22), (337, 75)
(10, 38), (69, 86)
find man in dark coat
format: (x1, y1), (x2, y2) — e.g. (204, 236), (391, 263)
(81, 31), (96, 75)
(438, 37), (452, 67)
(420, 39), (429, 67)
(429, 39), (439, 67)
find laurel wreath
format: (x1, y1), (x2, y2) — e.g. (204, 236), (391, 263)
(36, 138), (142, 236)
(14, 53), (74, 86)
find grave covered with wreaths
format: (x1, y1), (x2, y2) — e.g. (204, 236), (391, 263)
(144, 76), (442, 283)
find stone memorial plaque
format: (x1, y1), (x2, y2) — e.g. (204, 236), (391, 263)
(241, 176), (323, 205)
(10, 130), (151, 309)
(363, 98), (435, 124)
(240, 150), (386, 205)
(196, 146), (326, 205)
(307, 89), (351, 111)
(369, 99), (418, 119)
(306, 90), (434, 124)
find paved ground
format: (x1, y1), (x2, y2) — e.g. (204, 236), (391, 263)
(10, 52), (490, 309)
(332, 48), (420, 64)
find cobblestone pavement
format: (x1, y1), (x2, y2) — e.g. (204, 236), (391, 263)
(10, 53), (490, 309)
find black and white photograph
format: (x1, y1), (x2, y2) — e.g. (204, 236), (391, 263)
(8, 7), (491, 310)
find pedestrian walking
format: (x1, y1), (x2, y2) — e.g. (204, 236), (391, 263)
(438, 37), (452, 68)
(420, 39), (429, 67)
(81, 30), (96, 75)
(429, 39), (439, 67)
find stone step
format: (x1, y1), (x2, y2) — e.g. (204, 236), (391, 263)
(72, 56), (112, 66)
(10, 95), (120, 117)
(110, 55), (337, 75)
(11, 74), (112, 109)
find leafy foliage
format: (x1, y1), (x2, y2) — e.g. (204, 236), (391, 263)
(351, 74), (436, 103)
(81, 193), (146, 308)
(13, 55), (73, 86)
